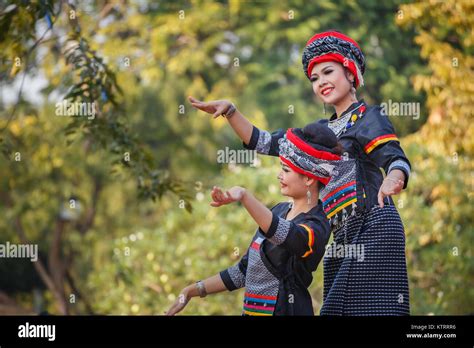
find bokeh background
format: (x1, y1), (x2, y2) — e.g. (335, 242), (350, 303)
(0, 0), (472, 315)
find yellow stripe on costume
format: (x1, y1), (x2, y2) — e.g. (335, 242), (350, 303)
(243, 310), (272, 316)
(299, 224), (315, 258)
(326, 198), (357, 219)
(364, 134), (398, 154)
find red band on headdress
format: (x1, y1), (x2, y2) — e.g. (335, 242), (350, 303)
(306, 53), (361, 88)
(286, 128), (341, 161)
(279, 156), (331, 185)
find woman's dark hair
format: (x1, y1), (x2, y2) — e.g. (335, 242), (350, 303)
(344, 67), (357, 89)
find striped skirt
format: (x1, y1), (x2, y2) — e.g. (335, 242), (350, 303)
(320, 205), (410, 315)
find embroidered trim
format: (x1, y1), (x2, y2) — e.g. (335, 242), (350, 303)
(388, 159), (411, 177)
(255, 130), (272, 154)
(322, 180), (358, 218)
(268, 218), (291, 245)
(323, 180), (357, 202)
(243, 292), (277, 316)
(227, 264), (245, 289)
(326, 198), (357, 219)
(328, 112), (352, 136)
(328, 103), (366, 137)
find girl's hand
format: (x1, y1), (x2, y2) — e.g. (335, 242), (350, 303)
(166, 287), (191, 316)
(377, 176), (404, 208)
(210, 186), (246, 207)
(188, 96), (233, 119)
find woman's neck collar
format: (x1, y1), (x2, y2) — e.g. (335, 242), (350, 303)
(330, 97), (364, 120)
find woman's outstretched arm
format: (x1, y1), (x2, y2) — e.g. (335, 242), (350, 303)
(188, 96), (287, 155)
(226, 109), (254, 146)
(166, 274), (227, 316)
(188, 96), (253, 146)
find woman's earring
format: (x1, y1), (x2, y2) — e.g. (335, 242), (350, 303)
(306, 187), (312, 205)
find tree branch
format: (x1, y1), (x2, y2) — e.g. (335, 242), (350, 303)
(13, 216), (69, 315)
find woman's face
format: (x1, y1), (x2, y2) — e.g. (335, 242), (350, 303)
(310, 61), (353, 105)
(277, 161), (310, 199)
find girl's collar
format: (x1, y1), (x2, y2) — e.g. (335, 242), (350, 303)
(285, 200), (321, 220)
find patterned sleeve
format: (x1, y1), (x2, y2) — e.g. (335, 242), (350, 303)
(219, 246), (249, 291)
(243, 126), (286, 157)
(262, 214), (330, 259)
(356, 106), (412, 189)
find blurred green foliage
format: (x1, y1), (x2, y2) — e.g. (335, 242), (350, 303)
(0, 0), (472, 315)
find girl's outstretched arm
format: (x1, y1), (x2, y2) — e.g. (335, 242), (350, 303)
(211, 186), (324, 259)
(210, 186), (272, 233)
(166, 274), (227, 316)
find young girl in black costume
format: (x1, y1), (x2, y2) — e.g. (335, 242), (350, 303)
(167, 122), (342, 315)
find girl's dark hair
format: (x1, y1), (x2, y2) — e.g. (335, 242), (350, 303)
(301, 122), (344, 156)
(331, 142), (344, 156)
(300, 121), (344, 191)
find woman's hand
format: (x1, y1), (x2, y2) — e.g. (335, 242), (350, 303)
(210, 186), (246, 207)
(166, 287), (191, 316)
(188, 96), (233, 119)
(377, 172), (405, 208)
(189, 96), (254, 145)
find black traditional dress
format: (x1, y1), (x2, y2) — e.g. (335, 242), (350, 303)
(242, 100), (411, 315)
(220, 201), (330, 315)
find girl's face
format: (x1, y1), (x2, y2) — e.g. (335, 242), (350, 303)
(310, 61), (354, 105)
(277, 161), (311, 199)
